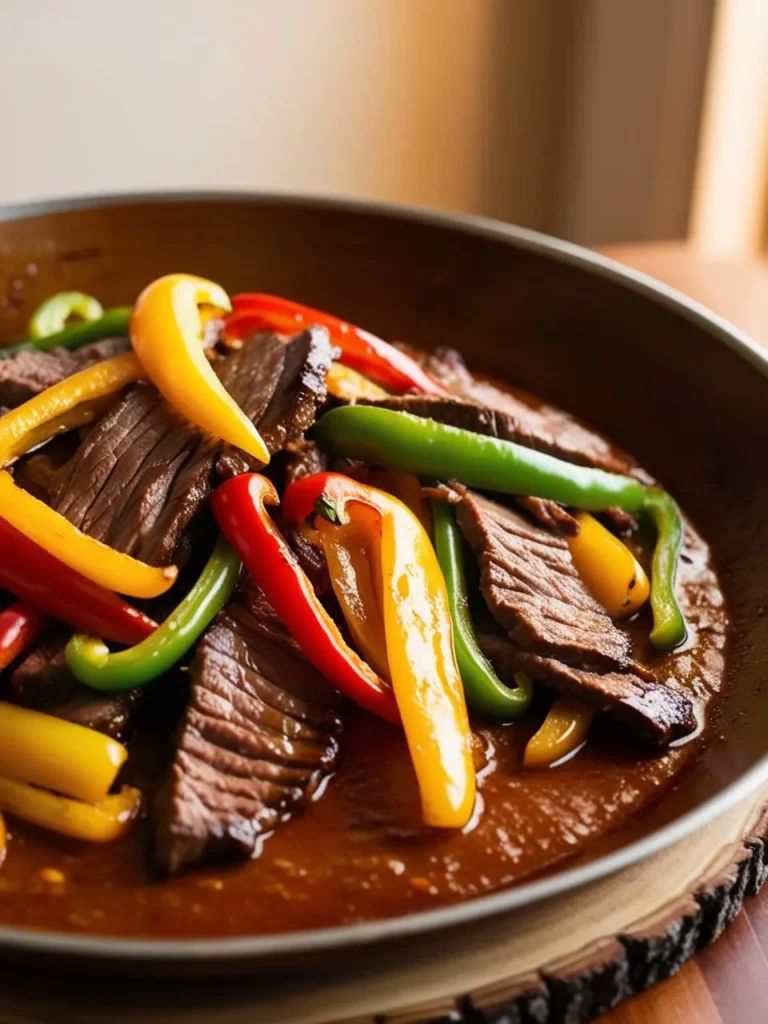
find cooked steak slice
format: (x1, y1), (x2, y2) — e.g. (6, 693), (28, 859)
(479, 634), (695, 745)
(48, 328), (332, 567)
(456, 490), (631, 672)
(412, 346), (633, 475)
(10, 636), (142, 741)
(154, 583), (341, 874)
(0, 338), (129, 409)
(455, 490), (694, 741)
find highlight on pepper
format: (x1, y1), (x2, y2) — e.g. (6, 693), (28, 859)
(0, 270), (704, 932)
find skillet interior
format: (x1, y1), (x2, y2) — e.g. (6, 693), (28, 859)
(0, 193), (766, 971)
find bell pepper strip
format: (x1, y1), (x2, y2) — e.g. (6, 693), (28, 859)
(430, 499), (533, 720)
(644, 488), (687, 650)
(0, 519), (157, 646)
(524, 698), (596, 769)
(212, 473), (398, 722)
(567, 512), (650, 619)
(0, 600), (47, 670)
(326, 362), (389, 402)
(66, 535), (241, 692)
(0, 352), (177, 599)
(1, 307), (132, 358)
(130, 274), (270, 464)
(315, 516), (390, 680)
(313, 406), (647, 512)
(366, 470), (432, 535)
(29, 291), (104, 340)
(0, 702), (127, 805)
(0, 777), (141, 843)
(284, 472), (476, 829)
(226, 293), (446, 395)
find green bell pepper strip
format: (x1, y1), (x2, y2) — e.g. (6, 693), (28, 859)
(65, 535), (241, 691)
(29, 292), (104, 340)
(1, 307), (132, 358)
(315, 405), (686, 652)
(644, 488), (687, 650)
(431, 497), (533, 719)
(314, 406), (647, 512)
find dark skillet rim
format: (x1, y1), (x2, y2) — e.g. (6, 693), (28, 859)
(1, 190), (767, 966)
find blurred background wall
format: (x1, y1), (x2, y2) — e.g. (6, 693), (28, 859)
(0, 0), (764, 249)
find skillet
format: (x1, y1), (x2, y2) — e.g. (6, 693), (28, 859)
(0, 192), (766, 973)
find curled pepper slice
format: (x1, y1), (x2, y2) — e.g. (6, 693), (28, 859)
(212, 473), (398, 723)
(29, 291), (104, 340)
(66, 535), (241, 691)
(644, 488), (687, 650)
(0, 519), (157, 646)
(567, 512), (650, 619)
(0, 353), (177, 599)
(0, 702), (127, 805)
(0, 600), (47, 670)
(524, 698), (596, 769)
(431, 498), (533, 720)
(1, 307), (132, 359)
(226, 293), (446, 395)
(284, 472), (476, 829)
(0, 777), (140, 843)
(131, 275), (269, 464)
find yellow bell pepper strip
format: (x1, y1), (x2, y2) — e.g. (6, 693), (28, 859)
(130, 274), (270, 464)
(524, 698), (596, 769)
(315, 515), (390, 680)
(0, 519), (158, 646)
(644, 488), (688, 650)
(66, 535), (241, 691)
(0, 778), (141, 843)
(1, 307), (132, 358)
(212, 473), (398, 723)
(0, 352), (178, 599)
(326, 362), (389, 402)
(0, 702), (127, 805)
(29, 291), (104, 340)
(284, 472), (476, 829)
(366, 470), (432, 535)
(567, 512), (650, 619)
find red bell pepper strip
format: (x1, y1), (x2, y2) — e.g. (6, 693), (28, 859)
(211, 473), (399, 723)
(0, 600), (47, 670)
(225, 293), (446, 396)
(0, 519), (157, 646)
(283, 472), (476, 829)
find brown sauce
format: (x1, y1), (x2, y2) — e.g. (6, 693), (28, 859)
(0, 514), (727, 939)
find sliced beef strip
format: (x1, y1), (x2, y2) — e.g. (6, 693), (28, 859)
(14, 328), (332, 738)
(455, 489), (694, 742)
(282, 440), (331, 591)
(10, 635), (142, 741)
(479, 634), (695, 745)
(154, 583), (342, 875)
(0, 338), (129, 409)
(456, 489), (631, 672)
(48, 327), (332, 568)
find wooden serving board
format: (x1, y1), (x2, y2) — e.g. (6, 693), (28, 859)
(2, 787), (767, 1024)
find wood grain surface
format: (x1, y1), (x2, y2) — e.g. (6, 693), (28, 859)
(596, 241), (768, 1024)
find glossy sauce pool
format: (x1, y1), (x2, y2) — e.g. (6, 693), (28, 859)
(0, 516), (728, 939)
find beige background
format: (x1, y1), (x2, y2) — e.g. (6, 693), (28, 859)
(0, 0), (713, 245)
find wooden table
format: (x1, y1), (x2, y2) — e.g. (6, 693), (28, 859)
(596, 242), (768, 1024)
